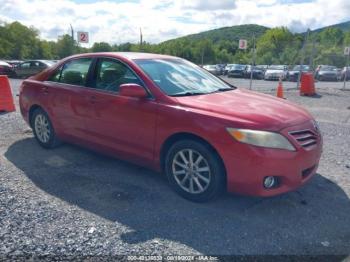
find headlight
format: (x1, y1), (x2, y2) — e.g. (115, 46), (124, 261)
(227, 128), (296, 151)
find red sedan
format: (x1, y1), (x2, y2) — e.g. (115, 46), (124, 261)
(19, 52), (323, 202)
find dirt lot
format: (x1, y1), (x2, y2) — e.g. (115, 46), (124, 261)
(0, 78), (350, 259)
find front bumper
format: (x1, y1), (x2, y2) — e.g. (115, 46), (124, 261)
(318, 74), (338, 81)
(219, 121), (323, 196)
(265, 74), (284, 80)
(228, 71), (244, 77)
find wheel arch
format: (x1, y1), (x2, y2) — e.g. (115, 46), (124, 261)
(159, 132), (227, 182)
(28, 104), (43, 128)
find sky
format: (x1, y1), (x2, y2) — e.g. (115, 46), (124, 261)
(0, 0), (349, 46)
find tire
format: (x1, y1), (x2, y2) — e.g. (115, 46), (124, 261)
(31, 108), (61, 149)
(165, 139), (225, 202)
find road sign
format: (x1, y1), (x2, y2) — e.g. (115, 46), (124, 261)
(238, 39), (248, 50)
(344, 46), (350, 56)
(77, 32), (89, 43)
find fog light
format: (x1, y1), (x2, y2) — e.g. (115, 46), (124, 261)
(264, 176), (276, 189)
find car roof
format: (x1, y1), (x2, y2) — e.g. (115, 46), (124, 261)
(65, 52), (178, 61)
(0, 61), (10, 66)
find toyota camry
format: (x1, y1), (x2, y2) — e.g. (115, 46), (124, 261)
(19, 52), (323, 202)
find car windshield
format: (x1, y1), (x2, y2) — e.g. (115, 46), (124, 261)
(135, 58), (235, 96)
(232, 65), (246, 70)
(42, 60), (55, 66)
(269, 65), (285, 70)
(293, 65), (310, 71)
(321, 66), (336, 71)
(203, 65), (216, 70)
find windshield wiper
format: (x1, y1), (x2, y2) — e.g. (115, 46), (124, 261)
(210, 87), (235, 93)
(170, 91), (208, 97)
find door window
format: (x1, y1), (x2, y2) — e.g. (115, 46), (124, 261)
(20, 62), (31, 68)
(55, 58), (93, 86)
(92, 58), (142, 92)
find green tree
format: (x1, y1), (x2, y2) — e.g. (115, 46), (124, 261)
(91, 42), (112, 52)
(56, 34), (76, 58)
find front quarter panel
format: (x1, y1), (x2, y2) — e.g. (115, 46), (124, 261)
(153, 103), (237, 170)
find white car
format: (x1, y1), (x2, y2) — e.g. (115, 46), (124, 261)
(264, 65), (288, 80)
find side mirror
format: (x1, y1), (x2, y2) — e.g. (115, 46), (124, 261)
(119, 83), (148, 98)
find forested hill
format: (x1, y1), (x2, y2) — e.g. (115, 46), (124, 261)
(1, 20), (350, 67)
(161, 24), (269, 44)
(312, 21), (350, 33)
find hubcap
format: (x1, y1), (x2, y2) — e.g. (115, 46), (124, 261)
(172, 149), (211, 194)
(34, 114), (51, 143)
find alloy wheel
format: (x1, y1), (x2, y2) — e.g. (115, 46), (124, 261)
(34, 114), (51, 143)
(171, 149), (211, 194)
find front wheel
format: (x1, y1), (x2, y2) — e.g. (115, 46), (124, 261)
(31, 108), (61, 149)
(165, 140), (225, 202)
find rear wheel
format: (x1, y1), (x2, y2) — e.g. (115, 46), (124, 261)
(31, 108), (61, 149)
(165, 140), (225, 202)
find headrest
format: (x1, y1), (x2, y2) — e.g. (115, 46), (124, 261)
(62, 71), (83, 85)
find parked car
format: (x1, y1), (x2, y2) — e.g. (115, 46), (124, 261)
(287, 65), (313, 81)
(203, 65), (220, 75)
(14, 60), (55, 78)
(5, 60), (23, 69)
(341, 66), (350, 81)
(264, 65), (288, 80)
(227, 64), (246, 78)
(19, 52), (323, 202)
(0, 61), (15, 76)
(216, 64), (226, 75)
(244, 65), (264, 79)
(224, 64), (235, 75)
(314, 65), (338, 81)
(256, 65), (269, 73)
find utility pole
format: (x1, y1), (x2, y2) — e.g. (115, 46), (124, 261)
(140, 28), (143, 51)
(201, 49), (204, 66)
(297, 29), (310, 89)
(343, 51), (349, 90)
(309, 39), (316, 69)
(70, 24), (75, 53)
(249, 34), (256, 90)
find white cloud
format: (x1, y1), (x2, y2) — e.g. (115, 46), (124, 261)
(180, 0), (237, 11)
(0, 0), (349, 46)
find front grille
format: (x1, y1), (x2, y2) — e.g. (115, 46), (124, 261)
(289, 129), (318, 148)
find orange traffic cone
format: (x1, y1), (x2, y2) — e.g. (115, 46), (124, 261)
(276, 77), (285, 99)
(300, 73), (316, 96)
(0, 75), (16, 112)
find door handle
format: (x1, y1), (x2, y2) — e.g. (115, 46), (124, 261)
(42, 87), (49, 94)
(88, 96), (97, 104)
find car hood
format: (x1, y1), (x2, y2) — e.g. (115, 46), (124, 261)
(174, 89), (312, 131)
(289, 70), (308, 74)
(265, 70), (284, 74)
(319, 70), (337, 74)
(229, 69), (244, 72)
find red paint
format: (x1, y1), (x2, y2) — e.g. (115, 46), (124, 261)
(19, 52), (323, 196)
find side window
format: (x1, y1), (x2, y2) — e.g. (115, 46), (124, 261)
(93, 58), (142, 92)
(60, 58), (92, 86)
(31, 62), (39, 67)
(48, 66), (63, 82)
(21, 62), (31, 68)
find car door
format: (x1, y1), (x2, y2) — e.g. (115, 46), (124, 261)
(42, 57), (94, 140)
(17, 62), (31, 77)
(83, 57), (158, 163)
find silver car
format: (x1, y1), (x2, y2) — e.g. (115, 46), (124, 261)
(203, 65), (220, 75)
(14, 60), (55, 78)
(264, 65), (288, 80)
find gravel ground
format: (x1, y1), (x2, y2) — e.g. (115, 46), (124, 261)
(0, 78), (350, 260)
